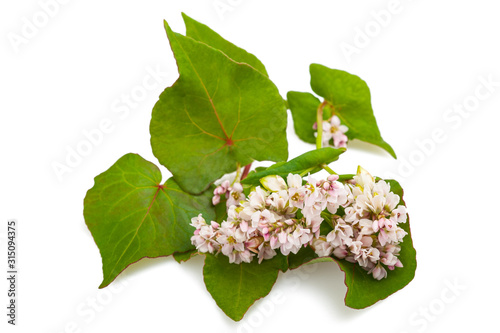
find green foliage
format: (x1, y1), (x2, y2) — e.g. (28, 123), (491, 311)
(173, 249), (198, 263)
(338, 179), (416, 308)
(83, 14), (415, 322)
(83, 153), (214, 288)
(241, 147), (345, 186)
(310, 64), (396, 157)
(150, 20), (288, 194)
(288, 64), (396, 158)
(287, 178), (416, 309)
(182, 13), (268, 76)
(203, 253), (288, 321)
(287, 91), (322, 144)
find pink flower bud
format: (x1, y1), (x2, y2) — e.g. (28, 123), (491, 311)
(333, 246), (348, 259)
(327, 174), (339, 182)
(360, 236), (373, 247)
(221, 180), (230, 190)
(371, 265), (387, 280)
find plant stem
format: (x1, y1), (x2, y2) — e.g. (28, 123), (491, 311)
(241, 163), (252, 180)
(321, 163), (337, 175)
(316, 100), (328, 150)
(300, 166), (316, 177)
(233, 163), (242, 184)
(316, 101), (340, 176)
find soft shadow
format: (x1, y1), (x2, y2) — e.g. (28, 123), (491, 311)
(117, 255), (171, 280)
(294, 261), (362, 319)
(348, 140), (391, 158)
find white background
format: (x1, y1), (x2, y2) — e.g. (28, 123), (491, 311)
(1, 0), (499, 332)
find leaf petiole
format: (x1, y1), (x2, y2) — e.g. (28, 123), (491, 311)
(233, 163), (242, 185)
(299, 166), (316, 177)
(321, 163), (337, 175)
(316, 100), (329, 150)
(241, 163), (252, 181)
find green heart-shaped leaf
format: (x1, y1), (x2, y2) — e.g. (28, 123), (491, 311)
(203, 253), (288, 321)
(83, 153), (214, 288)
(241, 147), (345, 186)
(182, 13), (268, 76)
(309, 64), (396, 158)
(150, 20), (288, 195)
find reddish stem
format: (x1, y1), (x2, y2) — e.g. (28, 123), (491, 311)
(241, 163), (252, 180)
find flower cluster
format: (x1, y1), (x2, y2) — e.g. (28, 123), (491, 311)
(313, 115), (348, 148)
(190, 173), (347, 264)
(191, 167), (408, 280)
(312, 167), (407, 280)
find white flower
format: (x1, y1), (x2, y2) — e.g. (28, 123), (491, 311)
(323, 175), (348, 214)
(312, 237), (334, 257)
(257, 243), (277, 263)
(227, 205), (241, 224)
(288, 186), (307, 209)
(380, 251), (399, 267)
(392, 205), (407, 223)
(369, 263), (387, 280)
(251, 209), (276, 228)
(293, 225), (313, 245)
(248, 187), (268, 210)
(318, 115), (349, 148)
(226, 182), (245, 207)
(355, 247), (380, 267)
(191, 224), (219, 254)
(349, 240), (363, 256)
(326, 217), (353, 247)
(190, 214), (207, 229)
(378, 227), (407, 246)
(267, 190), (293, 215)
(287, 173), (303, 188)
(227, 249), (253, 264)
(308, 215), (323, 235)
(332, 131), (348, 148)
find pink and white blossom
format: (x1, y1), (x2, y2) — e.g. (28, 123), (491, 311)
(192, 168), (407, 280)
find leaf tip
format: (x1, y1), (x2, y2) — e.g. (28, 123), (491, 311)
(98, 279), (110, 289)
(309, 63), (321, 72)
(163, 19), (172, 33)
(383, 142), (397, 159)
